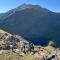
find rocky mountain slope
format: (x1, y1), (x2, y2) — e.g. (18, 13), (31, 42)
(0, 4), (60, 47)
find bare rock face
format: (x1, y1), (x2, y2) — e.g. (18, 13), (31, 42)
(0, 4), (60, 47)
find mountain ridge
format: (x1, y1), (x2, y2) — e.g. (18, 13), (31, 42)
(0, 4), (60, 47)
(0, 4), (57, 20)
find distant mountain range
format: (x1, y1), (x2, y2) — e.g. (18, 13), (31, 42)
(0, 4), (60, 47)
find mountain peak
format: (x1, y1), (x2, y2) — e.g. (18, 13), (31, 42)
(15, 4), (54, 14)
(16, 4), (42, 11)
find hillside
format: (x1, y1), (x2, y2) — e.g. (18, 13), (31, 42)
(0, 13), (4, 19)
(0, 29), (60, 60)
(0, 4), (60, 47)
(0, 29), (11, 35)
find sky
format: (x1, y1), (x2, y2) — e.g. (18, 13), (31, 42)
(0, 0), (60, 13)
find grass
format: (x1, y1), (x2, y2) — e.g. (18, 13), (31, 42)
(0, 40), (4, 45)
(43, 41), (55, 54)
(44, 45), (55, 54)
(0, 29), (12, 35)
(0, 29), (12, 46)
(0, 50), (38, 60)
(0, 29), (59, 60)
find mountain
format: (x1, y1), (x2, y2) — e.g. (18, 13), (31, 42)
(0, 13), (4, 19)
(0, 4), (60, 47)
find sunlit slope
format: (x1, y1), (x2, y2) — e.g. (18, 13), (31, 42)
(0, 29), (11, 35)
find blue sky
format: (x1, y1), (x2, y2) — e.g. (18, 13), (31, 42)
(0, 0), (60, 13)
